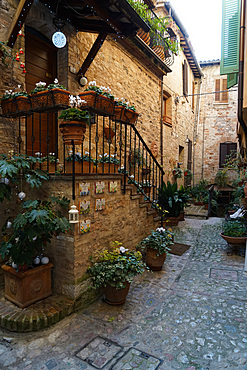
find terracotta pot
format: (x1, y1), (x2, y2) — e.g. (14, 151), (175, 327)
(30, 89), (69, 111)
(95, 163), (119, 174)
(103, 282), (130, 305)
(194, 201), (204, 206)
(114, 106), (125, 121)
(122, 108), (139, 124)
(164, 216), (179, 226)
(41, 161), (57, 173)
(220, 233), (247, 247)
(1, 96), (31, 115)
(64, 161), (94, 174)
(137, 30), (150, 45)
(1, 263), (53, 308)
(59, 121), (87, 145)
(152, 45), (165, 60)
(104, 126), (115, 140)
(146, 248), (167, 271)
(79, 91), (115, 115)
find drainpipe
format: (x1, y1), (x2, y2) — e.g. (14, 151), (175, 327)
(160, 78), (164, 166)
(193, 80), (202, 186)
(238, 0), (247, 149)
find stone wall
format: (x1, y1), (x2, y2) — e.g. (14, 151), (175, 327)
(196, 62), (238, 185)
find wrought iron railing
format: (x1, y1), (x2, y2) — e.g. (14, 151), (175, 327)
(9, 110), (165, 207)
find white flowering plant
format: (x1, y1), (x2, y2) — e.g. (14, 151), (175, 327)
(1, 86), (28, 101)
(65, 151), (96, 164)
(0, 196), (71, 268)
(47, 78), (67, 90)
(115, 97), (136, 112)
(86, 81), (114, 100)
(30, 81), (47, 94)
(87, 241), (147, 289)
(97, 153), (120, 165)
(137, 227), (173, 256)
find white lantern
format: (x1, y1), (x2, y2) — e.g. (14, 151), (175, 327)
(68, 205), (79, 223)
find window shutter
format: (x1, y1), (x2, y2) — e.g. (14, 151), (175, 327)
(221, 78), (228, 102)
(227, 72), (238, 88)
(220, 0), (240, 75)
(219, 142), (237, 167)
(215, 79), (221, 101)
(183, 61), (188, 96)
(192, 81), (195, 110)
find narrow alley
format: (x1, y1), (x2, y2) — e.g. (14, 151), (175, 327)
(0, 217), (246, 370)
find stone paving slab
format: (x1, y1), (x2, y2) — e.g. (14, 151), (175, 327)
(0, 218), (247, 369)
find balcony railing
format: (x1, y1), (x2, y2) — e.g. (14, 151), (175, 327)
(9, 109), (165, 207)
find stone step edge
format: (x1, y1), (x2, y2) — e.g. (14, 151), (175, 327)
(0, 296), (75, 332)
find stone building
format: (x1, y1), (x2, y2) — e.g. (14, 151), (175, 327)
(196, 60), (238, 185)
(0, 0), (202, 305)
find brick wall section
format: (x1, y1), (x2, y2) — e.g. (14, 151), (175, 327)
(196, 62), (238, 184)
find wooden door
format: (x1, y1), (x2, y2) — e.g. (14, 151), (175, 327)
(25, 28), (57, 155)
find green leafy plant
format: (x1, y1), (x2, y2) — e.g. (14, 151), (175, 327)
(59, 108), (91, 124)
(184, 169), (193, 179)
(115, 98), (136, 112)
(222, 218), (247, 237)
(215, 169), (228, 187)
(86, 81), (114, 100)
(137, 227), (173, 256)
(1, 90), (28, 101)
(173, 167), (183, 179)
(0, 196), (71, 267)
(128, 149), (145, 167)
(65, 152), (95, 164)
(0, 153), (49, 202)
(190, 179), (209, 202)
(157, 181), (182, 217)
(30, 81), (47, 94)
(87, 241), (147, 289)
(98, 153), (120, 165)
(47, 78), (67, 90)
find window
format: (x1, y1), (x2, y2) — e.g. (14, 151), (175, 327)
(215, 78), (228, 103)
(219, 142), (237, 168)
(182, 61), (188, 96)
(163, 92), (172, 126)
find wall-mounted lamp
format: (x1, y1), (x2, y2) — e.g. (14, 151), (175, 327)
(78, 76), (88, 87)
(185, 135), (190, 143)
(52, 17), (67, 48)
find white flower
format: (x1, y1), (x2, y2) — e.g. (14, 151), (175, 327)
(4, 178), (9, 185)
(18, 191), (26, 200)
(15, 237), (19, 243)
(33, 236), (37, 241)
(80, 99), (87, 104)
(85, 151), (89, 155)
(156, 227), (166, 233)
(36, 81), (46, 87)
(130, 175), (134, 178)
(89, 80), (96, 86)
(6, 221), (12, 229)
(111, 154), (115, 157)
(35, 152), (41, 156)
(18, 85), (21, 89)
(54, 78), (58, 84)
(99, 155), (102, 158)
(120, 246), (128, 253)
(104, 153), (108, 157)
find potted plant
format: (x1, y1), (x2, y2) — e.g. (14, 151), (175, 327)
(96, 153), (120, 173)
(1, 89), (30, 116)
(30, 79), (70, 111)
(177, 185), (190, 220)
(0, 196), (71, 308)
(220, 217), (247, 247)
(184, 169), (193, 179)
(137, 227), (173, 270)
(215, 169), (228, 188)
(79, 81), (115, 115)
(172, 167), (183, 179)
(65, 151), (95, 174)
(114, 98), (138, 124)
(157, 181), (182, 225)
(59, 107), (91, 145)
(87, 241), (147, 305)
(40, 152), (61, 173)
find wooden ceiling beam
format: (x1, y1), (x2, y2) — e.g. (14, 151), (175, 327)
(77, 31), (108, 76)
(7, 0), (35, 47)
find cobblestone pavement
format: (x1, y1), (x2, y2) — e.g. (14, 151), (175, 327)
(1, 218), (247, 370)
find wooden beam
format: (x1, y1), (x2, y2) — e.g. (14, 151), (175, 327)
(77, 31), (108, 76)
(7, 0), (35, 47)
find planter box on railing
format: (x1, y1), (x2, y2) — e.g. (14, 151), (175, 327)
(64, 161), (95, 174)
(95, 163), (120, 174)
(114, 106), (139, 124)
(79, 91), (115, 115)
(30, 89), (70, 112)
(1, 96), (31, 117)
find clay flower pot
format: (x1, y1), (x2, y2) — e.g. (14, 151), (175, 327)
(59, 121), (87, 145)
(220, 233), (247, 247)
(103, 282), (130, 305)
(146, 248), (167, 271)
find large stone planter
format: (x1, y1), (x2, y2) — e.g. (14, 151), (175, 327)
(1, 263), (53, 308)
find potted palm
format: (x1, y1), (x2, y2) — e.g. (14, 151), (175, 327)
(137, 227), (173, 271)
(87, 241), (147, 305)
(0, 196), (71, 308)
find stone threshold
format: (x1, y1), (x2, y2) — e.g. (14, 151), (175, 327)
(0, 286), (78, 332)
